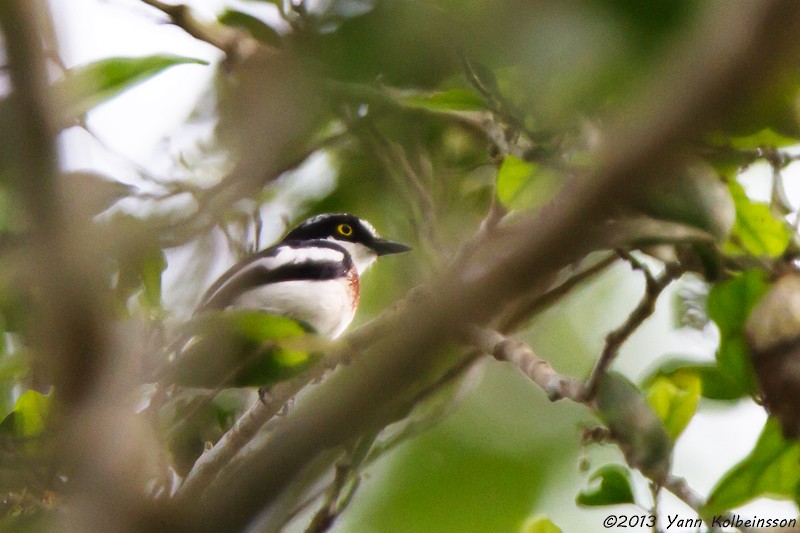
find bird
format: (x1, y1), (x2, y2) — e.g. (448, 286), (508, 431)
(197, 213), (411, 338)
(161, 213), (411, 389)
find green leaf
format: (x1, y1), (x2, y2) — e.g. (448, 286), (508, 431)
(708, 128), (800, 150)
(595, 373), (672, 480)
(496, 155), (559, 211)
(641, 359), (745, 401)
(645, 373), (700, 440)
(724, 179), (791, 257)
(55, 55), (209, 121)
(165, 312), (322, 388)
(576, 464), (635, 507)
(214, 310), (310, 341)
(706, 270), (769, 398)
(520, 514), (563, 533)
(497, 156), (535, 207)
(0, 390), (50, 440)
(704, 418), (800, 516)
(635, 165), (735, 241)
(218, 10), (282, 48)
(115, 245), (167, 315)
(161, 389), (221, 475)
(138, 248), (167, 311)
(400, 89), (485, 112)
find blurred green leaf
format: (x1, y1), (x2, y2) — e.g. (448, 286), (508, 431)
(704, 418), (800, 516)
(576, 464), (635, 507)
(496, 156), (559, 211)
(115, 246), (167, 315)
(0, 186), (26, 234)
(211, 389), (250, 430)
(520, 514), (563, 533)
(644, 373), (700, 440)
(706, 270), (769, 398)
(0, 510), (51, 532)
(165, 311), (322, 388)
(218, 9), (282, 48)
(497, 156), (535, 207)
(643, 359), (746, 401)
(708, 128), (800, 150)
(714, 69), (800, 139)
(724, 179), (790, 257)
(596, 373), (672, 480)
(0, 287), (28, 334)
(400, 89), (485, 112)
(161, 389), (221, 475)
(138, 248), (167, 311)
(233, 310), (309, 338)
(635, 165), (734, 241)
(0, 390), (50, 440)
(55, 55), (208, 121)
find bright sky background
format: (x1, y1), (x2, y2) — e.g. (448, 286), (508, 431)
(52, 0), (338, 314)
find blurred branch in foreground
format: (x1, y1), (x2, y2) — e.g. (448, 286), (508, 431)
(157, 2), (800, 531)
(2, 0), (800, 531)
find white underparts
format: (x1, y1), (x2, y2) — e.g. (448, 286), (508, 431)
(232, 277), (356, 339)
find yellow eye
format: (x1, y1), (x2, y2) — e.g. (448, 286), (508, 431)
(337, 223), (353, 236)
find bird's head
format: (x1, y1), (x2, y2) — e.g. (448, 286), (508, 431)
(281, 213), (411, 274)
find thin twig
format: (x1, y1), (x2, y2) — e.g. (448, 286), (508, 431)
(448, 192), (507, 269)
(468, 327), (584, 402)
(649, 481), (660, 533)
(177, 368), (320, 500)
(164, 4), (800, 529)
(304, 431), (376, 533)
(360, 352), (483, 467)
(177, 296), (410, 500)
(304, 457), (351, 533)
(459, 51), (544, 145)
(354, 123), (443, 254)
(139, 0), (258, 61)
(662, 474), (755, 533)
(477, 328), (755, 533)
(497, 252), (619, 333)
(583, 256), (681, 399)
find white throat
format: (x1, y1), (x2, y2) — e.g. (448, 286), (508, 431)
(330, 239), (378, 275)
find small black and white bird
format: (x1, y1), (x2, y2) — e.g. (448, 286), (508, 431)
(196, 213), (411, 339)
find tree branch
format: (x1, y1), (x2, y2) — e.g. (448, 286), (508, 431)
(161, 0), (800, 531)
(152, 3), (800, 530)
(497, 252), (619, 333)
(177, 296), (410, 500)
(468, 327), (584, 401)
(140, 0), (258, 61)
(479, 329), (756, 533)
(583, 256), (681, 398)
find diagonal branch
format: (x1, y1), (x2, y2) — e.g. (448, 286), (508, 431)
(152, 3), (800, 530)
(583, 256), (682, 398)
(139, 0), (258, 60)
(497, 252), (619, 333)
(478, 329), (755, 533)
(177, 296), (410, 500)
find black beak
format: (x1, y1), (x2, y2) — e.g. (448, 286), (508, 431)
(371, 238), (412, 256)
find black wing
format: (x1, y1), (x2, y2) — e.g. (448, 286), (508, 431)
(196, 240), (352, 314)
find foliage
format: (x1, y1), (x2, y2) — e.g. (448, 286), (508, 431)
(576, 464), (635, 507)
(705, 418), (800, 516)
(0, 0), (800, 531)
